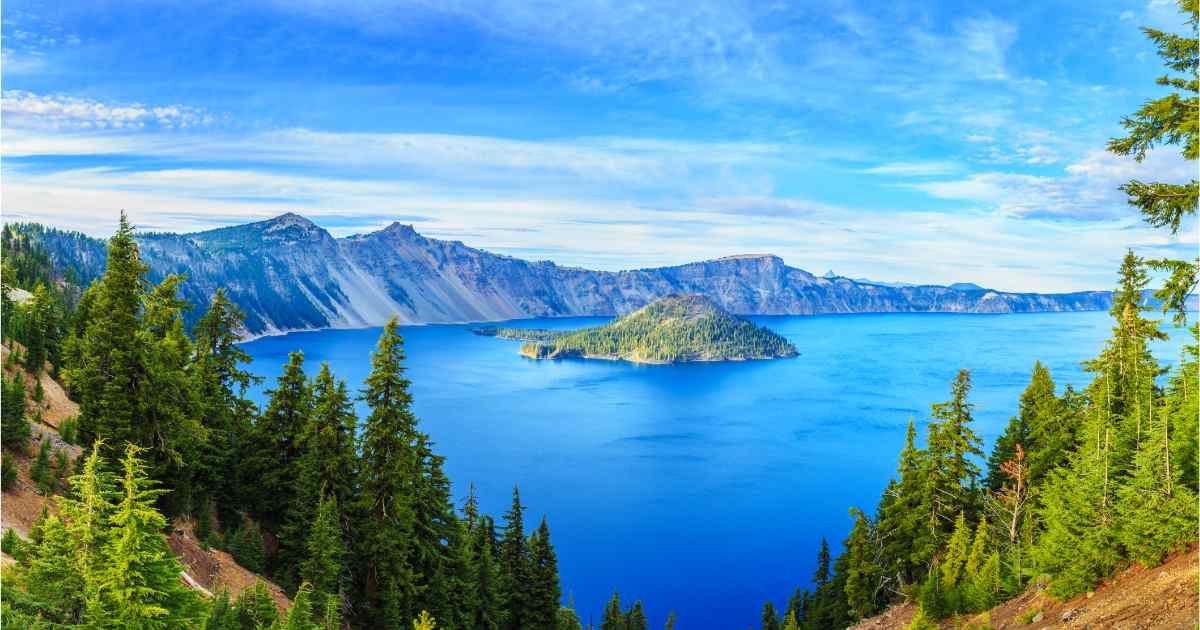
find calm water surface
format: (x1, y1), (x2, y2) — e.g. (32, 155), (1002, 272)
(241, 311), (1187, 629)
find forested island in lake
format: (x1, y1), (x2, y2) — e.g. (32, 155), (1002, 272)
(475, 294), (799, 364)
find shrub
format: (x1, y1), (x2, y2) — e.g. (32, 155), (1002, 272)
(1, 375), (30, 451)
(58, 417), (77, 445)
(30, 440), (52, 493)
(1, 527), (27, 561)
(53, 448), (68, 492)
(228, 520), (266, 574)
(1, 454), (17, 491)
(1016, 606), (1042, 624)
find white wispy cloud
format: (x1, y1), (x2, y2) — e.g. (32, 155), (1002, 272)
(908, 146), (1195, 221)
(1, 91), (216, 130)
(858, 161), (960, 177)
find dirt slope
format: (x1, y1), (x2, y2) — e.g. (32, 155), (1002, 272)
(851, 544), (1199, 630)
(168, 519), (292, 614)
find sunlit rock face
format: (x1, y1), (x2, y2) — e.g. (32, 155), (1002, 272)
(30, 213), (1113, 337)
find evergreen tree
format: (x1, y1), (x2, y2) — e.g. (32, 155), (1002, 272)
(842, 508), (880, 620)
(31, 439), (53, 493)
(277, 583), (322, 630)
(204, 589), (240, 630)
(760, 602), (781, 630)
(64, 214), (202, 514)
(236, 580), (281, 629)
(939, 513), (971, 590)
(1115, 337), (1199, 566)
(923, 370), (982, 549)
(411, 433), (460, 625)
(353, 318), (420, 629)
(66, 212), (147, 453)
(529, 516), (563, 629)
(191, 288), (258, 526)
(500, 486), (530, 630)
(470, 514), (503, 630)
(138, 272), (204, 516)
(302, 490), (346, 621)
(249, 351), (312, 535)
(985, 363), (1060, 491)
(558, 604), (584, 630)
(2, 372), (30, 451)
(601, 592), (623, 630)
(1107, 0), (1198, 325)
(813, 538), (830, 587)
(228, 519), (267, 575)
(284, 362), (356, 591)
(626, 600), (649, 630)
(665, 610), (677, 630)
(877, 419), (928, 587)
(89, 444), (207, 627)
(1033, 406), (1121, 599)
(1166, 329), (1199, 492)
(783, 587), (805, 628)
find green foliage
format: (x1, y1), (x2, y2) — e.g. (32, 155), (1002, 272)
(1016, 606), (1041, 625)
(249, 350), (312, 539)
(529, 516), (563, 629)
(64, 213), (204, 516)
(2, 527), (27, 560)
(31, 439), (53, 493)
(4, 442), (205, 628)
(191, 288), (259, 531)
(59, 416), (78, 445)
(514, 294), (797, 362)
(905, 605), (938, 630)
(557, 607), (583, 630)
(352, 318), (421, 628)
(204, 589), (240, 630)
(235, 580), (281, 629)
(1, 373), (30, 451)
(924, 370), (983, 549)
(228, 519), (267, 575)
(842, 508), (881, 621)
(1107, 0), (1198, 325)
(301, 491), (345, 615)
(1, 453), (17, 491)
(760, 602), (781, 630)
(274, 583), (323, 630)
(940, 513), (971, 589)
(412, 610), (437, 630)
(500, 486), (530, 630)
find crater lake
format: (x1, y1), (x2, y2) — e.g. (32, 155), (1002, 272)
(241, 310), (1188, 630)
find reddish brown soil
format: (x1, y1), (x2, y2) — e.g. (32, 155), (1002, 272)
(168, 519), (292, 615)
(851, 543), (1199, 630)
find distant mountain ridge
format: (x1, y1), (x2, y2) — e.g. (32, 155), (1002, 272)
(12, 213), (1117, 337)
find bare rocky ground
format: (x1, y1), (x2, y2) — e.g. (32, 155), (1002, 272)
(851, 544), (1198, 630)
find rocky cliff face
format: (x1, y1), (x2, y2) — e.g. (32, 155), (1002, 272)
(24, 213), (1114, 336)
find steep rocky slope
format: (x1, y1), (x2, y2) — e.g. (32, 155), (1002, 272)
(18, 213), (1114, 337)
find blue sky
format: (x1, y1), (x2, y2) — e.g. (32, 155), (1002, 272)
(2, 0), (1196, 291)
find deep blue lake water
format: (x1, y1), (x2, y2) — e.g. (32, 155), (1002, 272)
(241, 311), (1188, 629)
